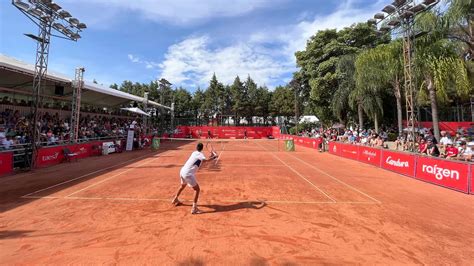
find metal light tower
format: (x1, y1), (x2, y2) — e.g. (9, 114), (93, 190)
(368, 0), (440, 151)
(12, 0), (86, 168)
(71, 67), (85, 143)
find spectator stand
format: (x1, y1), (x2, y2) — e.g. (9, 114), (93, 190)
(0, 54), (171, 173)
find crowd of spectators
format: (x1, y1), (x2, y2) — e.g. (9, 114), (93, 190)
(0, 107), (148, 150)
(296, 125), (474, 162)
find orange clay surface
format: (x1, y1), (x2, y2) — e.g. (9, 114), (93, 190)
(0, 139), (473, 265)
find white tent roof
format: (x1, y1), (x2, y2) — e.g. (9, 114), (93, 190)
(0, 54), (171, 110)
(299, 115), (319, 123)
(121, 107), (150, 116)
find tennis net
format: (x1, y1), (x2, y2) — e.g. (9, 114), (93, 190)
(155, 138), (290, 152)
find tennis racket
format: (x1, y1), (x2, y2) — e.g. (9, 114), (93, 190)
(206, 141), (218, 159)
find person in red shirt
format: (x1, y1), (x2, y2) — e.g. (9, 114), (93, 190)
(444, 143), (459, 159)
(418, 138), (428, 154)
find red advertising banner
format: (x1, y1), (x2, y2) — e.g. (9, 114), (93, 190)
(328, 142), (340, 156)
(185, 126), (273, 139)
(415, 156), (469, 193)
(0, 152), (13, 176)
(68, 143), (93, 159)
(339, 143), (359, 160)
(358, 146), (382, 167)
(471, 165), (474, 194)
(37, 146), (65, 168)
(381, 150), (416, 177)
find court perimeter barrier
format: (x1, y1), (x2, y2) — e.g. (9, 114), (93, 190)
(175, 126), (281, 139)
(0, 151), (13, 176)
(327, 142), (473, 194)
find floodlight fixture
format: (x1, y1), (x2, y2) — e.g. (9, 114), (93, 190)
(13, 0), (30, 10)
(374, 13), (385, 20)
(71, 33), (81, 40)
(392, 0), (407, 7)
(46, 2), (61, 11)
(77, 22), (87, 29)
(423, 0), (437, 5)
(379, 25), (391, 32)
(69, 17), (79, 25)
(400, 10), (415, 19)
(382, 4), (396, 14)
(388, 18), (401, 27)
(24, 33), (48, 43)
(410, 4), (427, 14)
(27, 6), (44, 17)
(58, 10), (71, 18)
(367, 19), (377, 25)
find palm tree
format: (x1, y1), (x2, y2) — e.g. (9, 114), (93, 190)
(415, 11), (471, 141)
(332, 54), (356, 125)
(355, 41), (404, 134)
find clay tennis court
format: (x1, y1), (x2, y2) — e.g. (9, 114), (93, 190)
(1, 139), (473, 264)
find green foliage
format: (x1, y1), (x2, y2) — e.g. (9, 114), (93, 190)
(270, 86), (294, 117)
(295, 22), (389, 124)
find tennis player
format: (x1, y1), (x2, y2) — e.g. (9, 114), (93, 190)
(172, 142), (217, 214)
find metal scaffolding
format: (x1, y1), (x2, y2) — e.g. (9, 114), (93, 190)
(12, 0), (86, 168)
(368, 0), (440, 151)
(70, 67), (85, 143)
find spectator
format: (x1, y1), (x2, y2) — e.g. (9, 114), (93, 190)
(444, 143), (459, 160)
(419, 138), (428, 154)
(426, 139), (440, 157)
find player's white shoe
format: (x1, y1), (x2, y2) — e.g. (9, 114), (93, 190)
(191, 207), (203, 214)
(171, 198), (182, 206)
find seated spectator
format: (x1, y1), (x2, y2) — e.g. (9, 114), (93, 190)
(418, 138), (428, 154)
(375, 135), (384, 148)
(460, 143), (473, 161)
(426, 139), (440, 157)
(1, 135), (14, 150)
(443, 143), (459, 160)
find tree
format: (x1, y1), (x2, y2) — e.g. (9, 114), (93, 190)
(416, 12), (471, 140)
(270, 86), (295, 119)
(295, 23), (388, 124)
(230, 76), (246, 125)
(203, 74), (225, 124)
(333, 54), (356, 125)
(355, 41), (404, 134)
(244, 75), (258, 124)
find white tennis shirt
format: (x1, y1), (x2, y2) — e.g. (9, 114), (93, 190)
(180, 151), (206, 177)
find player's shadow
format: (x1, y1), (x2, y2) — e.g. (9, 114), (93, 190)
(200, 201), (266, 214)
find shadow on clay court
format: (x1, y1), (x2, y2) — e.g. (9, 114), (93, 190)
(199, 201), (266, 213)
(0, 230), (84, 240)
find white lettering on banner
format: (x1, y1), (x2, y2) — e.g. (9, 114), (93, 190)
(77, 147), (88, 155)
(342, 149), (357, 155)
(363, 150), (377, 157)
(332, 145), (337, 153)
(385, 156), (409, 168)
(42, 152), (59, 162)
(422, 164), (460, 180)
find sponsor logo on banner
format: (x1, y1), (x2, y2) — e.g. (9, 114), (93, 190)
(42, 152), (59, 162)
(415, 156), (469, 193)
(363, 150), (377, 160)
(421, 164), (459, 181)
(385, 156), (409, 168)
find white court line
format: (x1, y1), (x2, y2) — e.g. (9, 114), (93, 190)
(21, 152), (156, 198)
(214, 142), (225, 165)
(64, 152), (171, 198)
(287, 153), (381, 204)
(255, 142), (337, 203)
(22, 195), (378, 205)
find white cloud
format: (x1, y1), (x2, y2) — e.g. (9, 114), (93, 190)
(157, 0), (386, 89)
(128, 54), (160, 70)
(71, 0), (282, 26)
(159, 36), (293, 88)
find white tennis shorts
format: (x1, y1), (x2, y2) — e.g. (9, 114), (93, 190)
(180, 173), (198, 187)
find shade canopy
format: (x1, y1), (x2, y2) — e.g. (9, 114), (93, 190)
(120, 107), (150, 117)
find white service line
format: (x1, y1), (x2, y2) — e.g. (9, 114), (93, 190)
(21, 152), (156, 198)
(287, 153), (381, 204)
(22, 195), (377, 205)
(255, 142), (337, 203)
(214, 142), (225, 165)
(64, 152), (171, 198)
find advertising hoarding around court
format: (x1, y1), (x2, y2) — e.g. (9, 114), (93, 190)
(381, 150), (416, 177)
(0, 152), (13, 176)
(358, 146), (382, 167)
(415, 156), (469, 193)
(339, 143), (359, 161)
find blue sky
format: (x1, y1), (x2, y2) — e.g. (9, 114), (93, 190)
(1, 0), (389, 91)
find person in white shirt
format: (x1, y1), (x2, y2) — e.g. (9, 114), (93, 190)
(171, 142), (217, 214)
